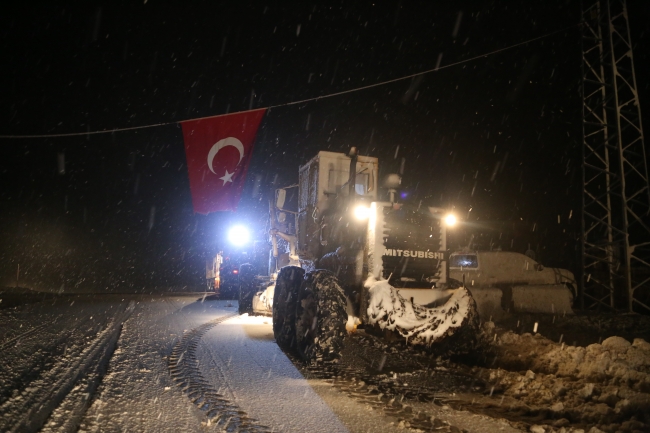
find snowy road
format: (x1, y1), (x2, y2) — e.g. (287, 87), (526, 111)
(0, 295), (413, 433)
(9, 294), (616, 432)
(198, 315), (406, 432)
(0, 295), (135, 432)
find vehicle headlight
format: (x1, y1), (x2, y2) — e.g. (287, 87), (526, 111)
(228, 225), (250, 246)
(354, 205), (371, 220)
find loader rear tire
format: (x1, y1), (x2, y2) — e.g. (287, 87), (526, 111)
(272, 266), (305, 350)
(238, 263), (256, 315)
(295, 270), (347, 363)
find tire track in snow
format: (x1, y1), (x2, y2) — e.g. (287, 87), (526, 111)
(2, 301), (135, 433)
(0, 311), (102, 409)
(0, 323), (49, 350)
(167, 313), (272, 432)
(289, 340), (472, 433)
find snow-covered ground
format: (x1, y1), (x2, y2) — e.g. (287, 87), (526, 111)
(2, 292), (648, 433)
(198, 314), (409, 433)
(0, 295), (405, 432)
(0, 294), (136, 432)
(78, 296), (230, 432)
(473, 322), (650, 433)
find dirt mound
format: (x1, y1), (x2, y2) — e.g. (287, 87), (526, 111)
(474, 323), (650, 432)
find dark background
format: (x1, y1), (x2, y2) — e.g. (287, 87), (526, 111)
(1, 1), (648, 292)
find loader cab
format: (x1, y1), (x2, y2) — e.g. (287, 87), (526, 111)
(296, 151), (379, 260)
(304, 150), (378, 204)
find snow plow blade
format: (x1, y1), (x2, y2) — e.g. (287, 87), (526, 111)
(366, 279), (480, 353)
(510, 284), (574, 315)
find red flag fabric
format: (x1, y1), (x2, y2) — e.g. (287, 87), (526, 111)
(181, 109), (266, 214)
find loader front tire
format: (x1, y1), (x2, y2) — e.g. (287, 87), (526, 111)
(295, 270), (347, 363)
(272, 266), (305, 350)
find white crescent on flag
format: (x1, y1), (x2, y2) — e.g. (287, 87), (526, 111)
(207, 137), (245, 174)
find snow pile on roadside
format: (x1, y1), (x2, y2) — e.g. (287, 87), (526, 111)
(476, 324), (650, 432)
(498, 332), (650, 390)
(365, 277), (478, 348)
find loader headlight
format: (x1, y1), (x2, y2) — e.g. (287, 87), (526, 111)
(444, 213), (457, 227)
(228, 225), (250, 246)
(354, 205), (371, 220)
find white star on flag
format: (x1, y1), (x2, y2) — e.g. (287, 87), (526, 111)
(219, 169), (234, 185)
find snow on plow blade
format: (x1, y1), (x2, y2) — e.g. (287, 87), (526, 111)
(366, 279), (479, 352)
(510, 284), (574, 315)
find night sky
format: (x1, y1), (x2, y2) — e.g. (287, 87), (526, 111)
(1, 1), (649, 292)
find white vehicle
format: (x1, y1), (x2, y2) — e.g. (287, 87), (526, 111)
(449, 250), (576, 318)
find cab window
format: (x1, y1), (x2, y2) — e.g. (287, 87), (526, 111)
(450, 254), (478, 269)
(328, 170), (369, 195)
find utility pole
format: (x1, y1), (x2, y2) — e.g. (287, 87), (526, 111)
(581, 0), (650, 312)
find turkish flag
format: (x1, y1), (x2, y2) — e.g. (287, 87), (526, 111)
(181, 109), (266, 213)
